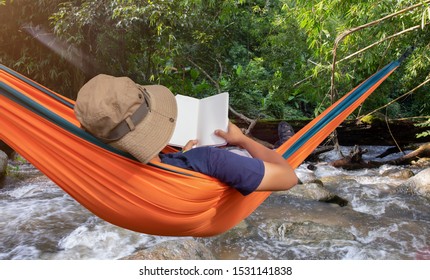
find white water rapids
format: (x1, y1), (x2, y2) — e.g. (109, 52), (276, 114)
(1, 146), (429, 259)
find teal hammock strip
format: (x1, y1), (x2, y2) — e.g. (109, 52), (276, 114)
(0, 64), (74, 109)
(0, 81), (131, 158)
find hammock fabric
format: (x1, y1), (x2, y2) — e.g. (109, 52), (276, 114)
(0, 59), (401, 237)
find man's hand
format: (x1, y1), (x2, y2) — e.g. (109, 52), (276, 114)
(183, 139), (198, 151)
(214, 122), (246, 146)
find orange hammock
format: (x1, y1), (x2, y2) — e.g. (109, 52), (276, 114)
(0, 59), (401, 237)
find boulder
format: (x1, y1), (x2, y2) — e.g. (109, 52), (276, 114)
(382, 168), (415, 180)
(396, 168), (430, 199)
(286, 180), (333, 201)
(120, 239), (216, 260)
(262, 220), (356, 242)
(0, 150), (8, 179)
(412, 157), (430, 167)
(0, 141), (15, 159)
(275, 180), (348, 206)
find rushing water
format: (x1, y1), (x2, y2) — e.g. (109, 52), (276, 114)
(0, 146), (429, 260)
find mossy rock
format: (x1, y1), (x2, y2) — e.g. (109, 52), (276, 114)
(358, 113), (386, 126)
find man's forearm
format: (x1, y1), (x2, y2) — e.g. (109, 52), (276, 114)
(239, 136), (290, 167)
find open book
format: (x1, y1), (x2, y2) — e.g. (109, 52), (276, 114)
(169, 92), (229, 147)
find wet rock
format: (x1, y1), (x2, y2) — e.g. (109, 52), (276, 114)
(120, 239), (216, 260)
(277, 180), (348, 206)
(0, 150), (7, 179)
(411, 157), (430, 167)
(205, 219), (253, 244)
(0, 141), (15, 159)
(396, 168), (430, 199)
(287, 180), (331, 200)
(198, 220), (257, 259)
(382, 168), (415, 180)
(320, 176), (362, 192)
(295, 167), (317, 184)
(261, 220), (356, 242)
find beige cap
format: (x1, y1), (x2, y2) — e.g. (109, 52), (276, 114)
(74, 74), (177, 163)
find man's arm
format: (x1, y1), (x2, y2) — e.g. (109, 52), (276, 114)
(215, 122), (298, 192)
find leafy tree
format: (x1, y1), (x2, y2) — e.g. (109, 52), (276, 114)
(0, 0), (82, 98)
(49, 0), (312, 118)
(292, 0), (430, 118)
(1, 0), (429, 120)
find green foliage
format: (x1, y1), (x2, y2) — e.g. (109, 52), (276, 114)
(415, 118), (430, 138)
(0, 0), (81, 98)
(292, 0), (430, 119)
(5, 155), (29, 179)
(1, 0), (429, 122)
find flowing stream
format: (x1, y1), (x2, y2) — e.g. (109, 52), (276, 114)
(0, 146), (429, 260)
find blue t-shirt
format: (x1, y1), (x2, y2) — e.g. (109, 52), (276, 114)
(159, 146), (264, 196)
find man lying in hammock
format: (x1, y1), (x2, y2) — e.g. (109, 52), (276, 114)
(74, 74), (298, 196)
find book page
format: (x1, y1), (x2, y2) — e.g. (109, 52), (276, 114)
(197, 92), (229, 146)
(168, 95), (199, 147)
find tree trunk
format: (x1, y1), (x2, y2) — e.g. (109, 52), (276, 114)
(326, 143), (430, 169)
(385, 143), (430, 165)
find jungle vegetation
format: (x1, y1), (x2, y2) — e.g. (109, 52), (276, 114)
(1, 0), (429, 125)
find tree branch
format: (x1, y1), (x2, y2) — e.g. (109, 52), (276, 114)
(293, 23), (428, 88)
(325, 1), (430, 149)
(330, 0), (430, 101)
(186, 57), (258, 134)
(187, 57), (221, 93)
(362, 76), (430, 118)
(339, 25), (425, 64)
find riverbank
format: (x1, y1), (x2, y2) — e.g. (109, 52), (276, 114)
(238, 118), (430, 147)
